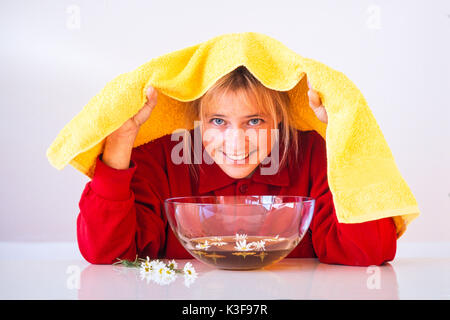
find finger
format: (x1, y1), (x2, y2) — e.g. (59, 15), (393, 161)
(144, 86), (158, 107)
(308, 88), (322, 108)
(313, 106), (328, 124)
(146, 85), (157, 99)
(134, 103), (154, 126)
(306, 80), (322, 106)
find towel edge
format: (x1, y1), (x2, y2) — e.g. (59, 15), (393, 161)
(336, 206), (420, 238)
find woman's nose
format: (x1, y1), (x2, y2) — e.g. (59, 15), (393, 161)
(224, 128), (249, 153)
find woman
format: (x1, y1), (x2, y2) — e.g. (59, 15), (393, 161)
(77, 66), (397, 266)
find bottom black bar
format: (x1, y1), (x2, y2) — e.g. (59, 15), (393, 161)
(1, 300), (448, 318)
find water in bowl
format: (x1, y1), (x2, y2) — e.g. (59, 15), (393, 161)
(182, 234), (300, 270)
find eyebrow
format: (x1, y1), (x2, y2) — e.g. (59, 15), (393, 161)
(206, 113), (264, 119)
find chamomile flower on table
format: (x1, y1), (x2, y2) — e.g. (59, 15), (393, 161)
(150, 259), (166, 272)
(140, 259), (165, 283)
(140, 256), (151, 271)
(151, 261), (168, 282)
(139, 257), (153, 283)
(156, 266), (178, 285)
(115, 255), (198, 287)
(166, 259), (178, 270)
(183, 262), (198, 287)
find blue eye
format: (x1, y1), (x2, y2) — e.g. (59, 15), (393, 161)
(211, 118), (225, 126)
(209, 118), (264, 126)
(249, 118), (264, 126)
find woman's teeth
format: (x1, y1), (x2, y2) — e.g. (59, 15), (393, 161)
(222, 150), (256, 161)
(225, 152), (249, 161)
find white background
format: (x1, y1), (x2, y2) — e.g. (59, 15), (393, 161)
(0, 0), (449, 248)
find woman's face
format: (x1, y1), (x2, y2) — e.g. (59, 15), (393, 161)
(201, 90), (278, 179)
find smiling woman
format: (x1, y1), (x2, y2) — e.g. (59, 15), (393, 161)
(183, 65), (300, 181)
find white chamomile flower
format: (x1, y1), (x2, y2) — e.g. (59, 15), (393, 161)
(235, 233), (248, 241)
(183, 262), (198, 287)
(211, 241), (227, 247)
(149, 259), (165, 272)
(158, 266), (177, 285)
(234, 239), (255, 251)
(150, 260), (168, 284)
(153, 265), (169, 285)
(183, 262), (197, 277)
(210, 236), (227, 247)
(139, 257), (153, 283)
(166, 259), (178, 270)
(250, 240), (266, 251)
(195, 240), (210, 250)
(141, 256), (151, 267)
(135, 257), (200, 287)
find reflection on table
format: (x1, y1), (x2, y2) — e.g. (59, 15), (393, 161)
(78, 258), (398, 299)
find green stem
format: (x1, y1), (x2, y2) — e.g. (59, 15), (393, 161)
(113, 256), (186, 274)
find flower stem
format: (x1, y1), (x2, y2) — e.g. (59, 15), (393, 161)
(113, 255), (145, 268)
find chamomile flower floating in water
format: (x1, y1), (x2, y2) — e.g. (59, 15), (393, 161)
(195, 240), (211, 250)
(250, 240), (266, 251)
(235, 233), (248, 241)
(210, 240), (227, 247)
(210, 236), (227, 246)
(234, 239), (255, 251)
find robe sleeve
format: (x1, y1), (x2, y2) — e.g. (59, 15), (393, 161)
(77, 139), (169, 264)
(308, 131), (397, 266)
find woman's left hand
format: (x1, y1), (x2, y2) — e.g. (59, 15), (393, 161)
(307, 80), (328, 124)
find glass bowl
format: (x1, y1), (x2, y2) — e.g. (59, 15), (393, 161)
(164, 195), (315, 270)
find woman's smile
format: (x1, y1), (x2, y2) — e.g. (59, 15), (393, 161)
(222, 149), (257, 164)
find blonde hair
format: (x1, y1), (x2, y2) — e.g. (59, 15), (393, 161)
(182, 65), (299, 183)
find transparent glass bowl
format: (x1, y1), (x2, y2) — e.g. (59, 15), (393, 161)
(164, 195), (315, 270)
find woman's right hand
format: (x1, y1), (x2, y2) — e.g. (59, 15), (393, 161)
(108, 85), (158, 140)
(102, 85), (158, 170)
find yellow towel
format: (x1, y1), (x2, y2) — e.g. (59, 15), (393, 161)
(46, 31), (419, 238)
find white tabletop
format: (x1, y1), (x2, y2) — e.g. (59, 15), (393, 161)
(1, 242), (449, 300)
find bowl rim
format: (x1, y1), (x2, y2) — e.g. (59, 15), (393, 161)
(164, 195), (315, 205)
